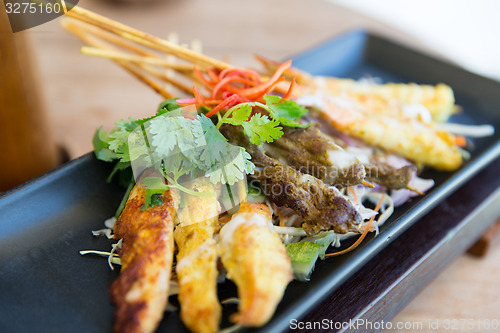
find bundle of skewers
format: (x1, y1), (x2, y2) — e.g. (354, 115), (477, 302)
(65, 6), (494, 333)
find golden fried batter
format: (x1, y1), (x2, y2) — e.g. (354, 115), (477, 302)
(219, 202), (293, 326)
(174, 180), (221, 333)
(110, 180), (177, 333)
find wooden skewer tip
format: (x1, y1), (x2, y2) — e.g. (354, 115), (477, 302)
(406, 185), (425, 196)
(361, 180), (375, 188)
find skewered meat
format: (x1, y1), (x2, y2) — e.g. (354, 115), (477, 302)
(365, 163), (416, 190)
(110, 174), (177, 333)
(174, 180), (221, 333)
(317, 97), (462, 171)
(264, 124), (366, 187)
(219, 202), (292, 326)
(220, 124), (361, 235)
(256, 55), (455, 122)
(269, 122), (417, 190)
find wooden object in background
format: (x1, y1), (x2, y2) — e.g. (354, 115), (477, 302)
(0, 5), (59, 191)
(468, 218), (500, 257)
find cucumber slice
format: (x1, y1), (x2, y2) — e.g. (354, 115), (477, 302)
(302, 231), (336, 259)
(247, 184), (266, 203)
(285, 242), (320, 281)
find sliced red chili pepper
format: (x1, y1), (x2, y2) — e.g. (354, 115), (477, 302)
(283, 78), (296, 100)
(205, 94), (240, 118)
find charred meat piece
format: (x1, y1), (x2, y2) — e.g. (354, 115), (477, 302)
(264, 124), (366, 187)
(255, 165), (361, 235)
(365, 162), (416, 189)
(110, 175), (177, 333)
(220, 124), (361, 236)
(314, 119), (418, 190)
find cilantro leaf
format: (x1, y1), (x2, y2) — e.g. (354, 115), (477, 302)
(224, 104), (252, 125)
(242, 113), (283, 145)
(136, 99), (181, 126)
(264, 95), (308, 128)
(93, 118), (139, 165)
(92, 127), (117, 162)
(196, 115), (255, 184)
(115, 118), (139, 132)
(197, 115), (229, 168)
(108, 129), (130, 152)
(205, 147), (254, 185)
(158, 98), (181, 112)
(149, 115), (202, 174)
(94, 104), (256, 205)
(140, 177), (168, 210)
(216, 95), (307, 146)
(242, 149), (255, 174)
(198, 115), (228, 144)
(144, 113), (253, 186)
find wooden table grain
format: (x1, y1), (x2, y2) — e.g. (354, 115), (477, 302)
(24, 0), (500, 331)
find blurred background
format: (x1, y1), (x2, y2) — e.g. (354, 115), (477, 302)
(1, 0), (499, 330)
(330, 0), (500, 81)
(5, 0), (499, 168)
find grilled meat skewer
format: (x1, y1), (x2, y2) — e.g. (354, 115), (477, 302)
(264, 124), (366, 187)
(220, 124), (361, 236)
(364, 163), (416, 190)
(219, 202), (292, 326)
(296, 120), (418, 190)
(174, 179), (221, 333)
(110, 172), (177, 333)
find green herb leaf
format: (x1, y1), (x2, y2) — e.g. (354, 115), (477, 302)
(92, 127), (117, 162)
(93, 118), (138, 165)
(224, 104), (252, 125)
(206, 147), (253, 185)
(136, 99), (181, 126)
(115, 118), (139, 132)
(158, 98), (181, 112)
(94, 103), (255, 204)
(108, 130), (130, 152)
(264, 95), (309, 128)
(107, 161), (131, 183)
(242, 113), (283, 145)
(145, 114), (254, 186)
(140, 177), (168, 210)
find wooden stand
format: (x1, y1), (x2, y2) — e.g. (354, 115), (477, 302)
(0, 5), (59, 191)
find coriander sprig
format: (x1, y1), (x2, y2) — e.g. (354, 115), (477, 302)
(215, 95), (309, 144)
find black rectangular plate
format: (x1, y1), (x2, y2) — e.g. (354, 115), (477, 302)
(1, 30), (499, 333)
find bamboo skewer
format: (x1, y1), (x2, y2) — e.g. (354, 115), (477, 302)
(64, 19), (194, 95)
(140, 65), (193, 94)
(406, 185), (425, 196)
(81, 47), (194, 72)
(63, 19), (197, 96)
(61, 20), (174, 99)
(164, 32), (180, 92)
(65, 19), (196, 80)
(64, 6), (231, 70)
(361, 180), (375, 189)
(74, 22), (159, 58)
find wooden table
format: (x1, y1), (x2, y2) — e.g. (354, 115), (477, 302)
(23, 0), (500, 330)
